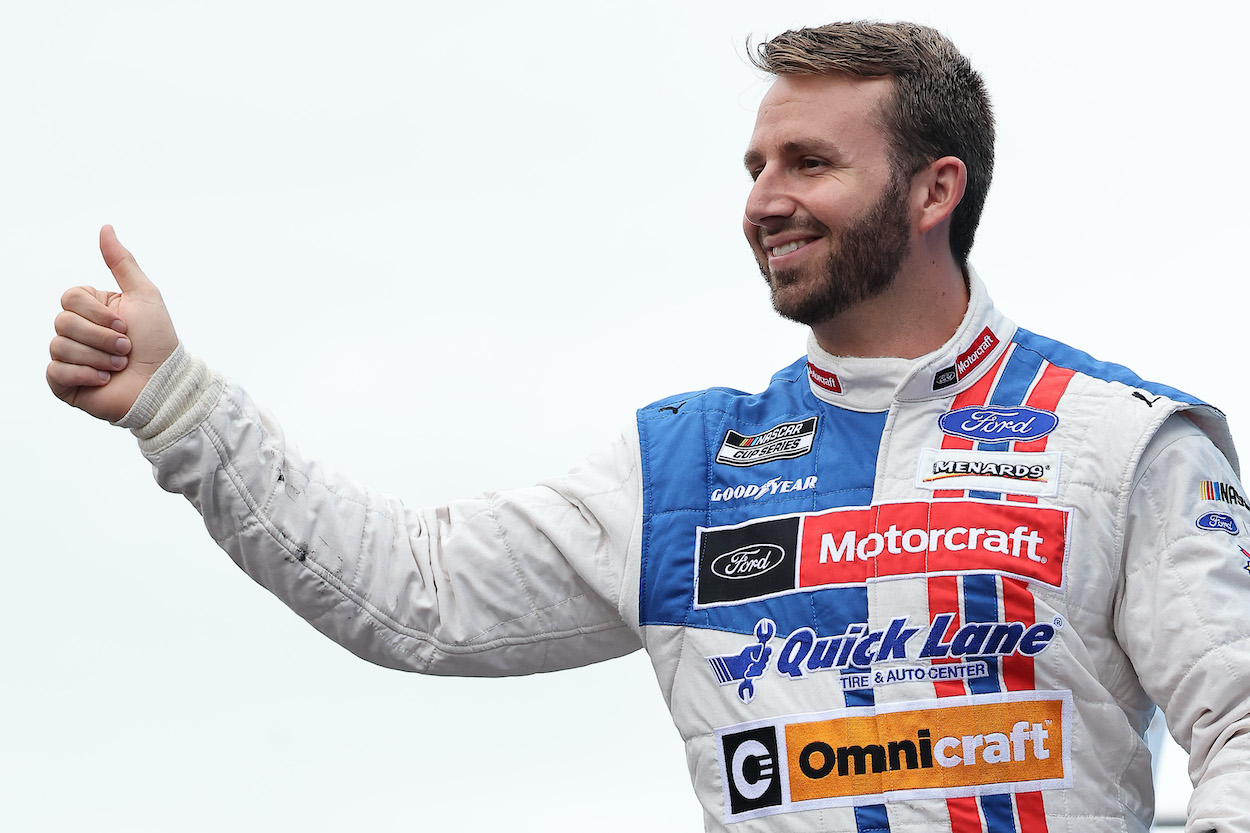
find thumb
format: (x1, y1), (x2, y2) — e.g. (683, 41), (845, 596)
(99, 225), (157, 294)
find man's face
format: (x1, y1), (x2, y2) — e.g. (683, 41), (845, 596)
(743, 74), (914, 327)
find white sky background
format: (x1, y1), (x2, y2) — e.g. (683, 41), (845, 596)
(3, 1), (1242, 829)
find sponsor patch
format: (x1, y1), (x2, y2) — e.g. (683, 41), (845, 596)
(1196, 512), (1239, 535)
(717, 691), (1073, 823)
(1243, 546), (1250, 576)
(716, 417), (819, 468)
(807, 363), (843, 395)
(915, 449), (1060, 497)
(695, 500), (1071, 608)
(712, 476), (818, 503)
(938, 406), (1058, 444)
(1199, 480), (1250, 510)
(709, 614), (1060, 702)
(933, 327), (1000, 391)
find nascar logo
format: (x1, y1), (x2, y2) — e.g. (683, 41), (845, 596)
(716, 417), (818, 468)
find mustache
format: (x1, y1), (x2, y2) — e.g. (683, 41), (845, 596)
(755, 217), (830, 246)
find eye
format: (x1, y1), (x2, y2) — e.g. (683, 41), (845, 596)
(800, 157), (829, 172)
(747, 166), (763, 182)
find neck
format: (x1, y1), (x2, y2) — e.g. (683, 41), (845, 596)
(809, 246), (969, 359)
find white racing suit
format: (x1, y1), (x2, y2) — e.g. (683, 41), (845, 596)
(120, 274), (1250, 832)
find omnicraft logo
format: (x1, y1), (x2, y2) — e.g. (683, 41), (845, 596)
(716, 417), (819, 468)
(694, 501), (1070, 607)
(915, 449), (1061, 497)
(717, 691), (1072, 822)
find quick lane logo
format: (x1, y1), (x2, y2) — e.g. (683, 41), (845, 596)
(709, 614), (1059, 702)
(1199, 480), (1250, 510)
(915, 449), (1061, 497)
(717, 691), (1072, 823)
(695, 501), (1070, 607)
(933, 327), (1000, 390)
(716, 417), (819, 468)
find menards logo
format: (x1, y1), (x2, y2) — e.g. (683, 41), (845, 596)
(695, 500), (1070, 608)
(717, 690), (1072, 822)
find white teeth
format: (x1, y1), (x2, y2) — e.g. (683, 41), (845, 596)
(770, 240), (805, 257)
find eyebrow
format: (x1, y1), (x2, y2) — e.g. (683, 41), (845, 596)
(743, 138), (849, 171)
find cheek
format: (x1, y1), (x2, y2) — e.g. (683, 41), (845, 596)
(742, 216), (761, 247)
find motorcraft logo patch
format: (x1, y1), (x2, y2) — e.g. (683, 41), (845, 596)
(717, 691), (1072, 823)
(694, 500), (1071, 608)
(915, 449), (1060, 497)
(716, 417), (818, 468)
(938, 406), (1058, 444)
(1199, 480), (1250, 510)
(708, 614), (1060, 703)
(807, 363), (844, 395)
(933, 327), (1000, 390)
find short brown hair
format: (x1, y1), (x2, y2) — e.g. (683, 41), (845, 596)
(750, 22), (994, 268)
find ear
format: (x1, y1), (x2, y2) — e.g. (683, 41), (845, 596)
(913, 155), (967, 235)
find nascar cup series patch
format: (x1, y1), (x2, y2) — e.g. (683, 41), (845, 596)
(716, 417), (819, 468)
(717, 690), (1073, 823)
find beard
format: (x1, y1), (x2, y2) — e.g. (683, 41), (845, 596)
(757, 175), (912, 327)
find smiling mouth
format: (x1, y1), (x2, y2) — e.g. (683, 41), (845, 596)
(769, 239), (814, 258)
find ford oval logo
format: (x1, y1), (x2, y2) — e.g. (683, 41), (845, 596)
(710, 544), (786, 580)
(1196, 512), (1239, 535)
(938, 406), (1059, 443)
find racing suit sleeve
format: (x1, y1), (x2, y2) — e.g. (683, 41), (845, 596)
(1118, 413), (1250, 832)
(115, 345), (644, 675)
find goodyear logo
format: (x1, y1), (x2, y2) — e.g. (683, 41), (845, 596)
(718, 691), (1072, 822)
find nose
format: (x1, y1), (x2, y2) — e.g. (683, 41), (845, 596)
(744, 166), (796, 229)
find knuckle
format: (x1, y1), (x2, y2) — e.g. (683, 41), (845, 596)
(53, 310), (75, 334)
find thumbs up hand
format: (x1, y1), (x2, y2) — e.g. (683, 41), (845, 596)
(47, 226), (180, 423)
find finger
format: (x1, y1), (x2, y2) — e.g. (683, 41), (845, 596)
(60, 286), (127, 332)
(46, 361), (111, 402)
(49, 335), (129, 371)
(54, 309), (132, 355)
(99, 225), (157, 295)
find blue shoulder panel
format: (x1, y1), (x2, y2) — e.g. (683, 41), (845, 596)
(636, 356), (888, 636)
(1013, 327), (1207, 406)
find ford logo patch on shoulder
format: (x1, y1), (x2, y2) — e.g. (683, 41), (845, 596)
(938, 406), (1059, 443)
(1196, 512), (1239, 534)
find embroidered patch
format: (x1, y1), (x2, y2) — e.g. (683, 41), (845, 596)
(716, 691), (1073, 823)
(915, 449), (1060, 497)
(715, 417), (818, 468)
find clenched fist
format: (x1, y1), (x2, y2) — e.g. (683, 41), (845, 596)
(47, 226), (179, 423)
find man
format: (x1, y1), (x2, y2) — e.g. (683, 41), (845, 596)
(47, 21), (1250, 833)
